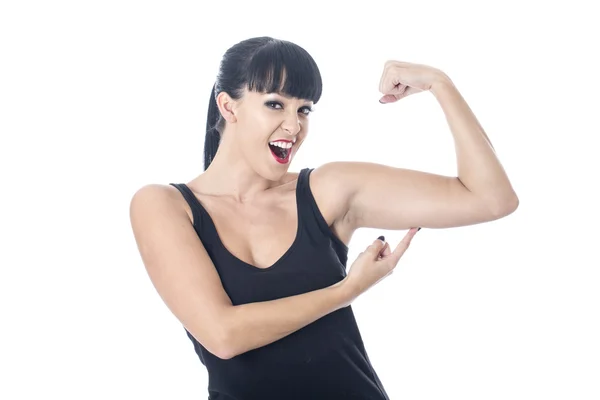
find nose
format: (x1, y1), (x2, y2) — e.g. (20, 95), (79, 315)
(282, 115), (301, 136)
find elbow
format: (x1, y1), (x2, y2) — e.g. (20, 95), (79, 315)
(212, 326), (238, 360)
(189, 319), (237, 361)
(210, 335), (235, 360)
(211, 312), (241, 360)
(213, 347), (235, 361)
(490, 192), (520, 219)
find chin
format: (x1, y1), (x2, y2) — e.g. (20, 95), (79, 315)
(260, 162), (291, 183)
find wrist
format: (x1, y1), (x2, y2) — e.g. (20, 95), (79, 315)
(331, 278), (358, 308)
(429, 73), (455, 96)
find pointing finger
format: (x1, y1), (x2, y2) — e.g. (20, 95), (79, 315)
(389, 227), (420, 263)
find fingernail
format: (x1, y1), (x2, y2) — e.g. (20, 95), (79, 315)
(379, 99), (384, 104)
(377, 235), (385, 241)
(417, 227), (422, 231)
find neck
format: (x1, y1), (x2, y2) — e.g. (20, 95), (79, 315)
(194, 132), (285, 203)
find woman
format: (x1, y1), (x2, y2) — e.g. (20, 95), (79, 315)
(130, 36), (518, 399)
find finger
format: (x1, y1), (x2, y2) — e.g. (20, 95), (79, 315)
(403, 86), (423, 97)
(388, 228), (420, 263)
(379, 94), (399, 104)
(379, 65), (402, 94)
(380, 79), (404, 97)
(367, 237), (387, 259)
(379, 242), (391, 258)
(395, 227), (419, 249)
(379, 64), (390, 94)
(380, 68), (410, 95)
(381, 86), (423, 104)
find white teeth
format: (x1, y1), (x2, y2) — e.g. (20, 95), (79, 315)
(269, 141), (293, 149)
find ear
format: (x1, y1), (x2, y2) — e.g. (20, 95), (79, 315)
(216, 91), (238, 123)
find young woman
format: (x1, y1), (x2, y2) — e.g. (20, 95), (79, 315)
(130, 36), (518, 399)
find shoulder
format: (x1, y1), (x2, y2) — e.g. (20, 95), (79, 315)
(303, 162), (356, 228)
(129, 183), (194, 225)
(130, 183), (187, 207)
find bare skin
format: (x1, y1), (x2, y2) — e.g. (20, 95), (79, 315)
(179, 170), (353, 269)
(130, 61), (518, 359)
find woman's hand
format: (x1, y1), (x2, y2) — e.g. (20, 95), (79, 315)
(378, 60), (450, 103)
(342, 228), (420, 302)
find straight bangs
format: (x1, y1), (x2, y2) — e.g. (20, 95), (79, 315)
(245, 41), (323, 103)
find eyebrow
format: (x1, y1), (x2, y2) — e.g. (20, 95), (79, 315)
(271, 92), (312, 104)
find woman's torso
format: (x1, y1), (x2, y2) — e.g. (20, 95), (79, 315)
(174, 169), (353, 268)
(168, 167), (390, 399)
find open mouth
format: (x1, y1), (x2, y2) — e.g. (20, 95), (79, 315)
(268, 141), (293, 163)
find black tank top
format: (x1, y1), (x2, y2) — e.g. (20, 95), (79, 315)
(169, 167), (390, 400)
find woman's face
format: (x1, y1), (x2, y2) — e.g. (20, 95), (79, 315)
(224, 87), (314, 177)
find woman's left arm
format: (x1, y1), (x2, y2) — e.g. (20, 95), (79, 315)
(314, 61), (519, 231)
(428, 75), (518, 212)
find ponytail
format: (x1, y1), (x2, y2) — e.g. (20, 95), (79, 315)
(204, 83), (222, 171)
(202, 36), (322, 171)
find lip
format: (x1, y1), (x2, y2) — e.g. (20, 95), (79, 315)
(268, 139), (295, 144)
(268, 142), (293, 164)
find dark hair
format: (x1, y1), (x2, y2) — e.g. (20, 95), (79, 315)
(204, 36), (323, 170)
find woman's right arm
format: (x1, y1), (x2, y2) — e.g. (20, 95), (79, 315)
(129, 185), (355, 360)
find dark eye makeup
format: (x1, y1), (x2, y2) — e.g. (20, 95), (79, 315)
(265, 101), (313, 115)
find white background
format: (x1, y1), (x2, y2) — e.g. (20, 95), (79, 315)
(1, 1), (599, 399)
